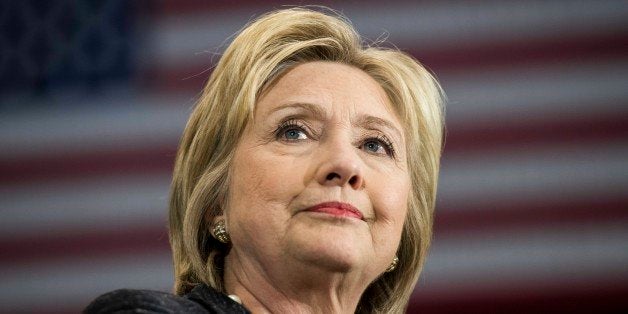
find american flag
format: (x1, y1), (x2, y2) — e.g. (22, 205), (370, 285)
(1, 1), (627, 313)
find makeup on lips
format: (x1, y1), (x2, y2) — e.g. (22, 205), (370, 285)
(304, 201), (364, 220)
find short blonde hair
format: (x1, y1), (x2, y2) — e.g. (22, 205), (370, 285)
(168, 7), (444, 313)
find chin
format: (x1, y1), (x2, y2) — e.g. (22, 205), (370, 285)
(285, 218), (370, 272)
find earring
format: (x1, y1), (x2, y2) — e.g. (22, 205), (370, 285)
(212, 220), (231, 244)
(385, 256), (399, 272)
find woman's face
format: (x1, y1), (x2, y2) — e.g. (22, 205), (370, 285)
(225, 61), (410, 279)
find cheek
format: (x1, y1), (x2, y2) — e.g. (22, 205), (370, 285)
(370, 170), (410, 245)
(226, 146), (307, 242)
(230, 149), (304, 207)
(371, 163), (410, 217)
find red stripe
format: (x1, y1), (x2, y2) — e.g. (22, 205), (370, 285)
(0, 145), (176, 185)
(435, 196), (628, 235)
(153, 0), (425, 16)
(444, 110), (628, 154)
(0, 225), (170, 266)
(410, 281), (628, 313)
(138, 30), (628, 92)
(412, 31), (628, 73)
(157, 0), (332, 16)
(139, 66), (208, 93)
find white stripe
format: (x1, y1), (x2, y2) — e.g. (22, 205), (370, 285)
(142, 0), (628, 67)
(0, 173), (171, 238)
(438, 140), (628, 210)
(2, 60), (626, 159)
(0, 251), (173, 312)
(442, 60), (628, 125)
(418, 221), (628, 297)
(0, 92), (191, 158)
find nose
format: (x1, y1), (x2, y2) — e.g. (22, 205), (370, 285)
(314, 145), (364, 190)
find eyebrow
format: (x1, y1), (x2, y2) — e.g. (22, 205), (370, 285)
(267, 102), (327, 120)
(355, 114), (404, 142)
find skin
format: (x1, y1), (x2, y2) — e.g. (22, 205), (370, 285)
(217, 61), (410, 313)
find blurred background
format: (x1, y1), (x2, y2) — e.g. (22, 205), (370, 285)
(1, 0), (627, 313)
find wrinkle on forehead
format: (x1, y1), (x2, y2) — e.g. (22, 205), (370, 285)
(254, 62), (403, 135)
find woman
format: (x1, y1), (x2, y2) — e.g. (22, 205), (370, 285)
(86, 7), (444, 314)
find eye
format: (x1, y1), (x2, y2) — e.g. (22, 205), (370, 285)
(363, 140), (383, 153)
(283, 128), (307, 140)
(360, 136), (396, 158)
(275, 119), (309, 141)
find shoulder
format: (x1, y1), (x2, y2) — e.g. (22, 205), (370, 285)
(84, 288), (208, 313)
(83, 284), (249, 314)
(185, 284), (249, 314)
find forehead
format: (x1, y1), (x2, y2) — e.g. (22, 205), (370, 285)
(256, 62), (400, 123)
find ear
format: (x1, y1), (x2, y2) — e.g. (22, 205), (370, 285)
(205, 209), (225, 229)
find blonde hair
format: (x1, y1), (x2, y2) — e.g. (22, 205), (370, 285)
(168, 7), (444, 313)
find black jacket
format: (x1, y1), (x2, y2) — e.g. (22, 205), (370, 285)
(84, 284), (250, 313)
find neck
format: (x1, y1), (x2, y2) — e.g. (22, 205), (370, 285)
(223, 250), (368, 314)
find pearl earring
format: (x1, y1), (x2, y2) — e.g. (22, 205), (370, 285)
(386, 256), (399, 272)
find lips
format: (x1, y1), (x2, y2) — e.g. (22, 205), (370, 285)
(304, 201), (364, 220)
